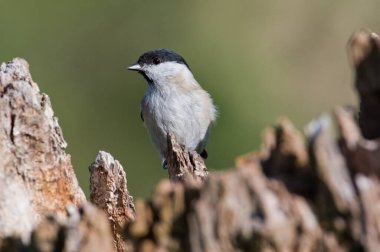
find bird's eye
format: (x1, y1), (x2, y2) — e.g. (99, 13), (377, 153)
(152, 57), (161, 65)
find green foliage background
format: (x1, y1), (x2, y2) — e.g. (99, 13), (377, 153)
(1, 0), (378, 197)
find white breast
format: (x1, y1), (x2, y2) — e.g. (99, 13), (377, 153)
(141, 63), (216, 161)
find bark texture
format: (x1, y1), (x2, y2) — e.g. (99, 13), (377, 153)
(349, 29), (380, 139)
(166, 133), (208, 184)
(89, 151), (136, 252)
(2, 29), (380, 252)
(0, 58), (85, 241)
(0, 203), (114, 252)
(124, 29), (380, 251)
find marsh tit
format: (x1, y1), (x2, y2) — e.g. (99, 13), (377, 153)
(128, 49), (217, 167)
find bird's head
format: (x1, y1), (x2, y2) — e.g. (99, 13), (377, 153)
(128, 49), (192, 86)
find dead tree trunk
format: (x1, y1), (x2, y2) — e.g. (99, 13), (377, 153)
(0, 59), (85, 241)
(125, 29), (380, 252)
(89, 151), (135, 252)
(166, 133), (208, 184)
(2, 29), (380, 252)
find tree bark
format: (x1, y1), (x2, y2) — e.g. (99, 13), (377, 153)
(0, 58), (85, 241)
(1, 203), (115, 252)
(89, 151), (135, 252)
(124, 29), (380, 251)
(2, 29), (380, 252)
(166, 133), (208, 184)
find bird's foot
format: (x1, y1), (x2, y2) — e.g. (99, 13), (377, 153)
(162, 160), (168, 170)
(200, 149), (208, 159)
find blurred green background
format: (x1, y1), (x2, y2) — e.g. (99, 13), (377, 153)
(1, 0), (378, 198)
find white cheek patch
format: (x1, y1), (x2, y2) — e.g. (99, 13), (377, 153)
(145, 62), (190, 84)
(156, 62), (187, 75)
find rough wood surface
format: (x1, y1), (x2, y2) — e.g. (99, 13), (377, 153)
(3, 29), (380, 252)
(126, 147), (344, 251)
(0, 58), (85, 241)
(89, 151), (135, 252)
(124, 30), (380, 252)
(166, 133), (208, 184)
(0, 203), (114, 252)
(308, 114), (361, 248)
(349, 29), (380, 139)
(355, 175), (380, 252)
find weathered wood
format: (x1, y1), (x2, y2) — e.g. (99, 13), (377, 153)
(3, 29), (380, 252)
(89, 151), (135, 252)
(32, 203), (115, 252)
(349, 29), (380, 139)
(355, 175), (380, 252)
(307, 114), (361, 248)
(126, 158), (344, 251)
(123, 30), (380, 252)
(166, 133), (208, 184)
(0, 58), (85, 241)
(237, 118), (316, 198)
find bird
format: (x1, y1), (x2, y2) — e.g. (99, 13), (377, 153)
(128, 49), (217, 168)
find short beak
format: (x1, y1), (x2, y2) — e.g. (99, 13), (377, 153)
(128, 64), (142, 71)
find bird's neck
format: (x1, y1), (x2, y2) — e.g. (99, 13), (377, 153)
(149, 70), (200, 92)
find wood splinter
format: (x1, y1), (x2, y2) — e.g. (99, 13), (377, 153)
(166, 133), (208, 183)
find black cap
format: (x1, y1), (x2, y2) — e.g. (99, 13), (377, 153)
(136, 49), (190, 68)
